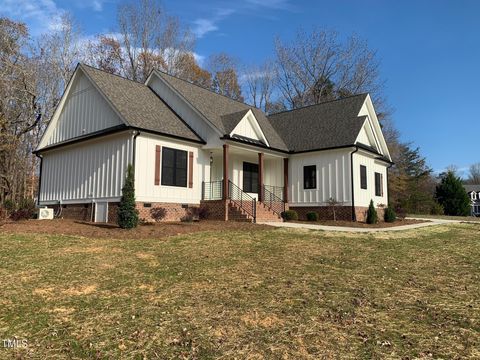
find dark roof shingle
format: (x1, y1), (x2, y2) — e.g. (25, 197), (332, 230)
(267, 94), (368, 152)
(81, 64), (203, 142)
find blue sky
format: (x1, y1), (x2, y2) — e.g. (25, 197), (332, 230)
(2, 0), (479, 176)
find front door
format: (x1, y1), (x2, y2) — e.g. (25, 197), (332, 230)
(243, 162), (259, 194)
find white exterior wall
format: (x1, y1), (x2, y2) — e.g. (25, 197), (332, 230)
(353, 151), (388, 207)
(46, 71), (122, 146)
(39, 132), (133, 204)
(147, 76), (221, 147)
(134, 133), (209, 204)
(289, 149), (353, 206)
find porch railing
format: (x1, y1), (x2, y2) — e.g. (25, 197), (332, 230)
(202, 181), (223, 200)
(263, 184), (284, 201)
(229, 180), (256, 223)
(262, 185), (285, 216)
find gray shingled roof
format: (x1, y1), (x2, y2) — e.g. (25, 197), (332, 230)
(464, 185), (480, 193)
(267, 94), (369, 152)
(154, 70), (289, 151)
(81, 64), (203, 142)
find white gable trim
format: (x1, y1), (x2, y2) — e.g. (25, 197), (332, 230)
(355, 117), (381, 151)
(357, 94), (391, 160)
(230, 109), (270, 147)
(37, 65), (128, 151)
(146, 70), (223, 137)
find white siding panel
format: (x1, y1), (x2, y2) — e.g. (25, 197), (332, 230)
(46, 72), (123, 146)
(353, 152), (389, 207)
(39, 133), (133, 204)
(289, 149), (352, 206)
(134, 134), (208, 204)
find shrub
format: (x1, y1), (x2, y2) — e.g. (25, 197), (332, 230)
(198, 205), (210, 220)
(281, 210), (298, 221)
(384, 206), (396, 223)
(394, 205), (407, 219)
(9, 198), (36, 221)
(435, 170), (471, 216)
(117, 164), (139, 229)
(306, 212), (318, 221)
(3, 199), (16, 213)
(150, 207), (166, 222)
(430, 202), (444, 215)
(366, 200), (378, 224)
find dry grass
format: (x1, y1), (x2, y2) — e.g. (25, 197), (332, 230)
(0, 222), (479, 359)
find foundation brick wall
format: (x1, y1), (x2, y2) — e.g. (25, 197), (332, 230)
(136, 202), (199, 222)
(290, 205), (386, 222)
(200, 200), (228, 221)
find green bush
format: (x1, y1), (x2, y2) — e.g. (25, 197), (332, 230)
(3, 199), (16, 213)
(384, 206), (396, 223)
(281, 210), (298, 221)
(366, 200), (378, 224)
(117, 164), (139, 229)
(306, 212), (318, 221)
(9, 198), (36, 221)
(430, 202), (444, 215)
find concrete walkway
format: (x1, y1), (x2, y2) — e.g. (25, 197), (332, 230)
(258, 216), (477, 233)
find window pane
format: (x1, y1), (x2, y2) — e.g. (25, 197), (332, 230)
(360, 165), (367, 189)
(304, 165), (316, 189)
(161, 147), (187, 187)
(243, 162), (258, 193)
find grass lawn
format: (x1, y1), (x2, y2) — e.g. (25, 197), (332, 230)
(407, 214), (480, 222)
(0, 222), (479, 359)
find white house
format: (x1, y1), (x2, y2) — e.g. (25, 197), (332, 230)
(35, 64), (392, 223)
(464, 185), (480, 216)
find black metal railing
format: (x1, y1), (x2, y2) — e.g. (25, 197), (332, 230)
(263, 184), (284, 201)
(202, 181), (223, 200)
(262, 185), (285, 216)
(229, 180), (256, 222)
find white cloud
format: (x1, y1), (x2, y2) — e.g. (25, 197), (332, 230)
(245, 0), (291, 9)
(1, 0), (66, 35)
(192, 19), (218, 38)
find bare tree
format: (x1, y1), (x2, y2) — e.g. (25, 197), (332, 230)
(327, 197), (341, 221)
(467, 163), (480, 184)
(117, 0), (194, 81)
(244, 60), (275, 112)
(274, 28), (387, 114)
(86, 35), (124, 75)
(207, 53), (243, 101)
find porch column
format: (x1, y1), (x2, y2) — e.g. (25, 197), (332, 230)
(223, 144), (229, 200)
(283, 157), (289, 202)
(258, 152), (264, 202)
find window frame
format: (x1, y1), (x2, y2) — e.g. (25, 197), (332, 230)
(360, 165), (367, 190)
(243, 162), (259, 193)
(374, 172), (383, 197)
(161, 146), (188, 188)
(303, 165), (317, 190)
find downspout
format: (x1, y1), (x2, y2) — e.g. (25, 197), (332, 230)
(132, 130), (141, 172)
(350, 146), (359, 221)
(386, 162), (394, 206)
(35, 153), (43, 207)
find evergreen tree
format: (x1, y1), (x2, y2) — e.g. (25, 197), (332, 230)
(366, 200), (378, 224)
(435, 171), (471, 216)
(117, 164), (139, 229)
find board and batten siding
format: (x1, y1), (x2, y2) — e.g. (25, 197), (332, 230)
(39, 132), (133, 204)
(134, 133), (209, 204)
(46, 71), (123, 146)
(289, 149), (352, 206)
(352, 151), (388, 207)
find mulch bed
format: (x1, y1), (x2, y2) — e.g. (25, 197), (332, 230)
(0, 218), (270, 239)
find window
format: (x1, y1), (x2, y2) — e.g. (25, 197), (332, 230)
(375, 172), (383, 197)
(161, 147), (187, 187)
(360, 165), (367, 189)
(243, 162), (259, 193)
(304, 165), (316, 189)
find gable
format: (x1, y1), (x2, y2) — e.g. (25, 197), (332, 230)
(355, 118), (379, 150)
(39, 69), (123, 149)
(230, 110), (269, 146)
(357, 95), (391, 160)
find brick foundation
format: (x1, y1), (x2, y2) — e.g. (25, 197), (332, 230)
(200, 200), (228, 221)
(136, 202), (199, 222)
(289, 205), (386, 222)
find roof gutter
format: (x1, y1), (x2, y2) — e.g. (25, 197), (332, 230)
(350, 146), (359, 221)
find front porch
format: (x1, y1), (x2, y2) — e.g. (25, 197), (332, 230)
(201, 143), (289, 222)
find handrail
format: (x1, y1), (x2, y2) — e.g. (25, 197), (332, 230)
(229, 180), (256, 222)
(202, 181), (223, 200)
(262, 185), (285, 216)
(263, 184), (284, 201)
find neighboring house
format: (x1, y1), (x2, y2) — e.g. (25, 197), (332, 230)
(35, 64), (392, 223)
(464, 185), (480, 216)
